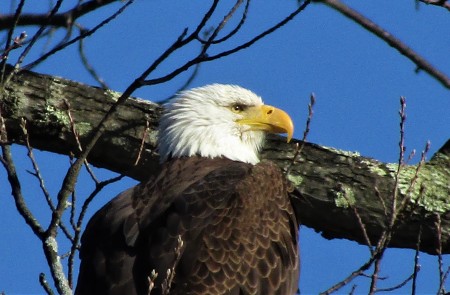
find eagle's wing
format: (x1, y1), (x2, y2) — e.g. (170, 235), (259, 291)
(75, 157), (299, 295)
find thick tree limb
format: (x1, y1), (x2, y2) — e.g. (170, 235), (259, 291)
(1, 67), (449, 255)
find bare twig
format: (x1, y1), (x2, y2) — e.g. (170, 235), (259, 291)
(287, 92), (316, 173)
(389, 96), (407, 227)
(142, 1), (311, 86)
(398, 97), (407, 167)
(0, 111), (45, 239)
(0, 31), (27, 61)
(158, 61), (202, 104)
(375, 186), (388, 217)
(322, 96), (427, 294)
(375, 271), (417, 292)
(352, 204), (374, 255)
(21, 118), (74, 243)
(418, 0), (450, 11)
(369, 251), (383, 294)
(20, 118), (54, 210)
(0, 0), (26, 82)
(147, 270), (158, 295)
(76, 175), (125, 234)
(161, 235), (184, 294)
(67, 174), (124, 287)
(441, 267), (450, 295)
(63, 99), (99, 184)
(398, 140), (430, 211)
(77, 28), (109, 89)
(197, 0), (250, 45)
(23, 0), (134, 70)
(39, 273), (55, 295)
(411, 222), (423, 295)
(317, 0), (450, 90)
(0, 0), (118, 30)
(134, 117), (151, 166)
(359, 97), (410, 294)
(435, 214), (445, 294)
(15, 0), (64, 68)
(320, 253), (379, 294)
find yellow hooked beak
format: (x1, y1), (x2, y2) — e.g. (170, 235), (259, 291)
(236, 105), (294, 143)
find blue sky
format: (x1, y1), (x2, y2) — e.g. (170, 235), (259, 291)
(1, 1), (449, 294)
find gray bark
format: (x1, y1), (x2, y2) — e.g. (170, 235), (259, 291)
(1, 66), (449, 255)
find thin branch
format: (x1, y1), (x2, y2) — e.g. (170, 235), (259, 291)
(77, 27), (109, 89)
(147, 270), (158, 295)
(317, 0), (450, 90)
(20, 118), (54, 210)
(22, 121), (74, 243)
(23, 0), (134, 70)
(440, 267), (450, 295)
(197, 0), (250, 45)
(15, 0), (64, 68)
(134, 117), (151, 166)
(41, 236), (71, 295)
(411, 222), (422, 295)
(352, 204), (374, 255)
(39, 273), (55, 295)
(369, 249), (383, 294)
(0, 0), (26, 82)
(375, 186), (388, 217)
(398, 140), (430, 211)
(138, 0), (221, 88)
(76, 175), (125, 232)
(158, 61), (202, 104)
(320, 253), (379, 294)
(142, 0), (311, 86)
(0, 110), (45, 238)
(287, 92), (315, 174)
(68, 174), (124, 288)
(375, 271), (417, 292)
(322, 95), (419, 294)
(161, 235), (184, 294)
(63, 99), (99, 184)
(418, 0), (450, 11)
(0, 32), (27, 61)
(435, 214), (445, 295)
(0, 0), (118, 30)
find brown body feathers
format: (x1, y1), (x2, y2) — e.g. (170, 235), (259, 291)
(76, 157), (299, 295)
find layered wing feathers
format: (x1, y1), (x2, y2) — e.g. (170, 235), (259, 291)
(76, 157), (299, 295)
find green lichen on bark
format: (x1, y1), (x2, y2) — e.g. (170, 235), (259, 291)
(1, 80), (30, 118)
(42, 104), (70, 127)
(321, 145), (361, 158)
(365, 160), (396, 177)
(386, 163), (450, 213)
(286, 172), (303, 187)
(333, 184), (356, 208)
(104, 89), (121, 102)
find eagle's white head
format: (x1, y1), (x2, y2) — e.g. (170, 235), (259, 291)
(158, 84), (293, 165)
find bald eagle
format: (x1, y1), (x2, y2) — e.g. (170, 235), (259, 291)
(75, 84), (299, 295)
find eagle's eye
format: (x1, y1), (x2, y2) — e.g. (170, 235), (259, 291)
(231, 104), (246, 113)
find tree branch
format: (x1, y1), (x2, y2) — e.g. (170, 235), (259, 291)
(418, 0), (450, 11)
(316, 0), (450, 91)
(0, 0), (118, 31)
(1, 66), (448, 255)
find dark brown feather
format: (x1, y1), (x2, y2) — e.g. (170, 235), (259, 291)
(75, 157), (299, 295)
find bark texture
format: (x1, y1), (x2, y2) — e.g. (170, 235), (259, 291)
(1, 66), (449, 255)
